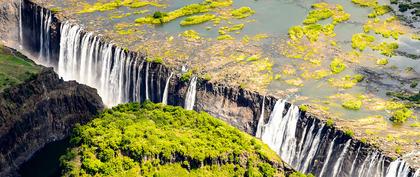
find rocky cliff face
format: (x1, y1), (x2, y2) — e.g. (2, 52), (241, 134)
(0, 0), (18, 42)
(0, 67), (103, 176)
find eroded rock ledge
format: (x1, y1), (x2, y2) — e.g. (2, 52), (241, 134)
(0, 57), (104, 176)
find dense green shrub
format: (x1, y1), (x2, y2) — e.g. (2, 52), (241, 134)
(61, 102), (285, 176)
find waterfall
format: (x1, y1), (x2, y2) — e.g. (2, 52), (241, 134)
(184, 77), (197, 110)
(260, 100), (299, 163)
(19, 5), (418, 176)
(255, 96), (265, 138)
(145, 62), (150, 100)
(386, 159), (410, 177)
(349, 146), (361, 176)
(256, 99), (417, 177)
(57, 21), (146, 106)
(318, 137), (337, 177)
(331, 140), (351, 176)
(162, 72), (173, 105)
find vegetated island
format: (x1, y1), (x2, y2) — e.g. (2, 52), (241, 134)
(60, 102), (312, 177)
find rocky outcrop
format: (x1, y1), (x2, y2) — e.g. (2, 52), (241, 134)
(0, 0), (19, 42)
(0, 67), (103, 176)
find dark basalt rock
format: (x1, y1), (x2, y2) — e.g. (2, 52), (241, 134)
(0, 67), (104, 176)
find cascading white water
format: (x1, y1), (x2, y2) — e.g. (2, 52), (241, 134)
(57, 22), (145, 106)
(184, 76), (197, 110)
(259, 100), (299, 164)
(162, 72), (173, 105)
(145, 62), (150, 100)
(19, 0), (23, 49)
(38, 8), (52, 65)
(318, 136), (337, 177)
(331, 140), (351, 176)
(255, 99), (416, 177)
(386, 159), (411, 177)
(255, 96), (265, 138)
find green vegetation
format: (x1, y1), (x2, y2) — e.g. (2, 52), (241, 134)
(351, 33), (375, 51)
(0, 45), (41, 92)
(330, 58), (346, 74)
(231, 7), (255, 19)
(78, 0), (164, 14)
(299, 104), (309, 112)
(217, 34), (235, 40)
(304, 3), (350, 25)
(180, 70), (193, 82)
(390, 108), (413, 123)
(344, 129), (355, 137)
(326, 119), (334, 127)
(372, 42), (398, 57)
(363, 17), (406, 40)
(289, 172), (315, 177)
(135, 3), (209, 24)
(181, 30), (201, 41)
(376, 58), (388, 65)
(180, 14), (216, 26)
(368, 5), (391, 18)
(60, 102), (286, 177)
(328, 74), (364, 89)
(342, 99), (362, 110)
(351, 0), (378, 7)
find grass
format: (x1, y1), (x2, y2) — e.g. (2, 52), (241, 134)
(231, 7), (255, 19)
(390, 108), (413, 123)
(0, 46), (41, 92)
(351, 33), (375, 51)
(135, 3), (209, 24)
(180, 14), (216, 26)
(372, 42), (398, 57)
(60, 102), (285, 177)
(78, 0), (164, 14)
(330, 58), (346, 74)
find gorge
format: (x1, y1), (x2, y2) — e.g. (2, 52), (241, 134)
(0, 0), (419, 176)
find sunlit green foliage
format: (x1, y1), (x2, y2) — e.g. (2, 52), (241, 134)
(231, 7), (255, 19)
(376, 58), (388, 65)
(351, 0), (378, 7)
(180, 14), (216, 26)
(78, 0), (164, 14)
(289, 172), (315, 177)
(371, 42), (398, 57)
(351, 33), (375, 51)
(0, 45), (41, 92)
(363, 17), (406, 39)
(368, 5), (392, 18)
(330, 58), (346, 74)
(342, 99), (363, 110)
(181, 30), (201, 41)
(304, 3), (350, 25)
(217, 34), (235, 40)
(60, 102), (285, 177)
(390, 108), (413, 123)
(180, 70), (193, 82)
(135, 3), (209, 24)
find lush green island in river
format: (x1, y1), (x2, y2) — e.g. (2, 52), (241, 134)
(60, 102), (309, 177)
